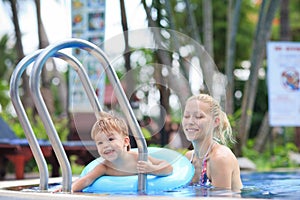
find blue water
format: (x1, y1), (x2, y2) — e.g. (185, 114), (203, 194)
(127, 171), (300, 200)
(32, 171), (300, 199)
(240, 171), (300, 199)
(155, 171), (300, 199)
(131, 171), (300, 199)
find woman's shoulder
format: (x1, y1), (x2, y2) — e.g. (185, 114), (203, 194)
(211, 144), (237, 163)
(214, 143), (234, 153)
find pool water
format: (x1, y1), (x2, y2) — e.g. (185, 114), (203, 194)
(240, 171), (300, 199)
(155, 171), (300, 199)
(18, 171), (300, 199)
(170, 171), (300, 200)
(106, 171), (300, 199)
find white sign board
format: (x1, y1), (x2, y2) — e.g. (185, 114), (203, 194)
(267, 41), (300, 126)
(69, 0), (106, 112)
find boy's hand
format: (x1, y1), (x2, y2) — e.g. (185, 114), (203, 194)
(51, 186), (62, 193)
(137, 160), (155, 174)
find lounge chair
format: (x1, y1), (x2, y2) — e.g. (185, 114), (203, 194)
(0, 117), (97, 179)
(0, 117), (52, 179)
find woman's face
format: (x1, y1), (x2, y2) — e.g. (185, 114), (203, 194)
(182, 99), (214, 142)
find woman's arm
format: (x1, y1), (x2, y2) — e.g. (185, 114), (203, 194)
(137, 156), (173, 176)
(209, 154), (233, 189)
(209, 146), (241, 190)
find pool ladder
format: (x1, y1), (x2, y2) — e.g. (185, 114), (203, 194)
(9, 38), (148, 194)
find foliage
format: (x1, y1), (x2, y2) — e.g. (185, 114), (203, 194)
(0, 34), (16, 111)
(50, 74), (67, 116)
(1, 109), (69, 173)
(0, 34), (16, 77)
(0, 109), (69, 142)
(235, 1), (258, 64)
(249, 78), (268, 138)
(0, 81), (10, 111)
(289, 0), (300, 41)
(184, 0), (257, 71)
(68, 155), (85, 175)
(228, 108), (242, 148)
(269, 0), (300, 41)
(228, 108), (242, 131)
(242, 139), (299, 171)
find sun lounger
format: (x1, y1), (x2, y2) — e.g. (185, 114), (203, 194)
(0, 117), (97, 179)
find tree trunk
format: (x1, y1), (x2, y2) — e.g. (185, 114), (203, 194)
(164, 1), (189, 79)
(119, 0), (135, 100)
(280, 0), (291, 41)
(35, 0), (49, 48)
(225, 0), (242, 115)
(254, 112), (270, 152)
(35, 0), (49, 85)
(296, 127), (300, 151)
(183, 0), (221, 99)
(52, 62), (68, 116)
(236, 0), (280, 156)
(35, 0), (53, 115)
(184, 0), (202, 43)
(202, 0), (214, 59)
(141, 0), (191, 107)
(9, 0), (33, 109)
(35, 0), (68, 116)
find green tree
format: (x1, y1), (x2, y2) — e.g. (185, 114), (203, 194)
(236, 0), (280, 156)
(0, 34), (16, 110)
(225, 0), (242, 115)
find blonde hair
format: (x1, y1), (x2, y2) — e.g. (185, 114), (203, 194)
(91, 111), (130, 150)
(186, 94), (235, 145)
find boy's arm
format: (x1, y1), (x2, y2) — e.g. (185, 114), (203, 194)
(137, 156), (173, 176)
(72, 163), (107, 192)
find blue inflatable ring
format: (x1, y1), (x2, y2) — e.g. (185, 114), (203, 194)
(80, 147), (194, 193)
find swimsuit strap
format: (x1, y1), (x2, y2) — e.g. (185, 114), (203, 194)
(190, 150), (195, 163)
(190, 150), (207, 185)
(200, 154), (208, 185)
(199, 142), (215, 185)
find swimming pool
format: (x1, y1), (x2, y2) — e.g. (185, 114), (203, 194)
(240, 171), (300, 199)
(121, 171), (300, 199)
(157, 171), (300, 199)
(1, 171), (300, 199)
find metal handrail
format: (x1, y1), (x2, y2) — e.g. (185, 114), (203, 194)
(29, 38), (148, 193)
(10, 50), (49, 191)
(56, 52), (103, 116)
(10, 50), (103, 191)
(28, 52), (103, 192)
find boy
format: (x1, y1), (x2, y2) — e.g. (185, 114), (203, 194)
(72, 111), (173, 192)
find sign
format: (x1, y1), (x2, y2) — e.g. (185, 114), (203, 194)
(69, 0), (106, 112)
(267, 41), (300, 126)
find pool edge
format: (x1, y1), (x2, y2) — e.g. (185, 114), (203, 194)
(0, 177), (264, 200)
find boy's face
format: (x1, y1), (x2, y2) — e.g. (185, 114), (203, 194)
(94, 131), (129, 162)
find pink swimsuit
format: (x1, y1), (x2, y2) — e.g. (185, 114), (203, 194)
(190, 151), (212, 186)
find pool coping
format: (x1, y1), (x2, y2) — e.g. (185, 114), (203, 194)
(0, 176), (265, 200)
(4, 169), (299, 199)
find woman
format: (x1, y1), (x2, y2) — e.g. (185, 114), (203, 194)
(182, 94), (243, 191)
